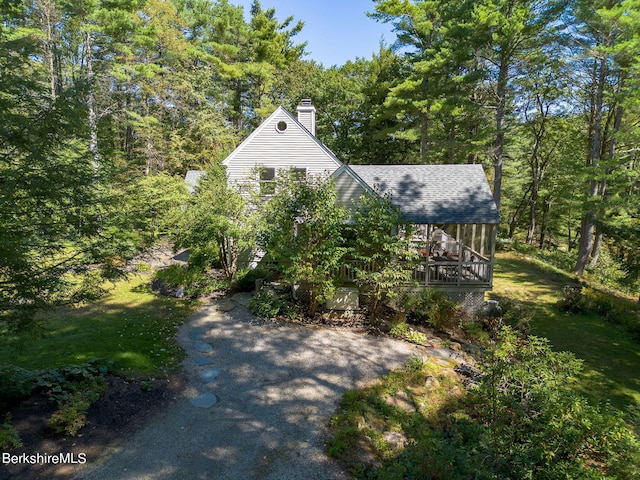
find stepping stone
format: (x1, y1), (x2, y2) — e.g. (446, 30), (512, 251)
(230, 292), (253, 306)
(427, 347), (457, 361)
(218, 299), (236, 312)
(193, 356), (216, 366)
(188, 326), (209, 341)
(193, 341), (213, 353)
(199, 368), (220, 383)
(190, 392), (217, 408)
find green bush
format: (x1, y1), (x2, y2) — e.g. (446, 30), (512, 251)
(583, 287), (640, 339)
(0, 361), (108, 437)
(557, 283), (586, 313)
(488, 294), (535, 334)
(0, 421), (22, 449)
(399, 289), (460, 330)
(248, 290), (297, 319)
(0, 365), (39, 408)
(233, 267), (275, 292)
(48, 375), (107, 436)
(389, 321), (427, 345)
(329, 326), (640, 479)
(155, 264), (228, 297)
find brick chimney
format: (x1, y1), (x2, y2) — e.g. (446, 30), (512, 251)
(296, 99), (316, 136)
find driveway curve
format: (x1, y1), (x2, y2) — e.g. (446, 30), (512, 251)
(74, 295), (426, 480)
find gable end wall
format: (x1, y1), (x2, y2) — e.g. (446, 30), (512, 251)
(225, 109), (340, 188)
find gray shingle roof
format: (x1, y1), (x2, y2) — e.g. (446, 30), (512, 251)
(348, 164), (501, 224)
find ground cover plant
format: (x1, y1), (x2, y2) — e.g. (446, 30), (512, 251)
(328, 330), (640, 479)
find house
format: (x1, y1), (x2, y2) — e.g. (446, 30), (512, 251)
(222, 99), (341, 194)
(332, 164), (500, 312)
(191, 100), (501, 312)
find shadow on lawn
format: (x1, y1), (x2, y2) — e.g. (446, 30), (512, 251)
(492, 253), (640, 411)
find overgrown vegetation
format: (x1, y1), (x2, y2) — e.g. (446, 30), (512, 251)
(257, 171), (348, 316)
(348, 191), (420, 318)
(557, 283), (640, 339)
(397, 289), (462, 331)
(154, 264), (229, 298)
(248, 290), (299, 320)
(329, 328), (640, 479)
(0, 361), (108, 440)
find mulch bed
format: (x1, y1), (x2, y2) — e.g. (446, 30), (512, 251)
(2, 374), (185, 480)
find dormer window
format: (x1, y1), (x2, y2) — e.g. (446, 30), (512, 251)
(260, 167), (276, 195)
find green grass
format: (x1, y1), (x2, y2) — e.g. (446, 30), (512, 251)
(0, 275), (201, 377)
(491, 252), (640, 410)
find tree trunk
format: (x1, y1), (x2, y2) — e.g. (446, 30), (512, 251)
(85, 31), (99, 173)
(493, 53), (509, 211)
(539, 198), (552, 249)
(526, 177), (538, 245)
(589, 232), (603, 267)
(575, 57), (606, 276)
(39, 0), (58, 100)
(420, 111), (429, 163)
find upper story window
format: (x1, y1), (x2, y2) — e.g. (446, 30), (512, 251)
(259, 167), (276, 195)
(292, 167), (307, 181)
(276, 121), (288, 133)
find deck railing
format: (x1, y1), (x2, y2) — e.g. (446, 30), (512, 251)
(338, 243), (493, 288)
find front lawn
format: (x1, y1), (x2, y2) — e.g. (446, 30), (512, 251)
(0, 274), (201, 377)
(491, 252), (640, 410)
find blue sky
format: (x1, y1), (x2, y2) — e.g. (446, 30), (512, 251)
(230, 0), (397, 67)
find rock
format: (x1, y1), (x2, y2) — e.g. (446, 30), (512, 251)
(190, 392), (217, 408)
(199, 368), (220, 383)
(383, 431), (407, 450)
(193, 341), (213, 353)
(175, 287), (185, 298)
(188, 326), (209, 341)
(230, 292), (253, 306)
(427, 347), (458, 361)
(425, 376), (440, 389)
(218, 299), (236, 312)
(385, 391), (416, 413)
(193, 356), (216, 366)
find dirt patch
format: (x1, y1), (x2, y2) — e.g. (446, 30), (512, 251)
(2, 374), (185, 480)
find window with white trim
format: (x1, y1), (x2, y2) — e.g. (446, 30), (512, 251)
(259, 167), (276, 195)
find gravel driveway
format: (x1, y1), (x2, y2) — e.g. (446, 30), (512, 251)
(74, 295), (426, 480)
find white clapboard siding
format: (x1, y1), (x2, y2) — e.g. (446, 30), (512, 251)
(223, 107), (342, 188)
(332, 165), (369, 211)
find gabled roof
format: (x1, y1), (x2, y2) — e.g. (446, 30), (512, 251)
(344, 164), (501, 224)
(222, 106), (342, 169)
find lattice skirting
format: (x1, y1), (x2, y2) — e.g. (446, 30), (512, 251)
(440, 290), (486, 316)
(398, 288), (487, 316)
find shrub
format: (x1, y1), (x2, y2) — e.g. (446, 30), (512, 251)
(400, 289), (460, 330)
(557, 283), (585, 313)
(0, 420), (22, 449)
(389, 321), (427, 345)
(583, 287), (640, 339)
(48, 375), (107, 436)
(0, 365), (39, 409)
(487, 295), (535, 335)
(154, 264), (228, 297)
(248, 290), (297, 319)
(233, 267), (275, 293)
